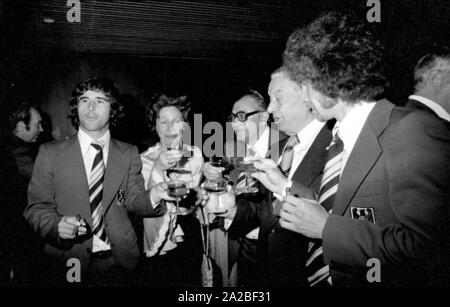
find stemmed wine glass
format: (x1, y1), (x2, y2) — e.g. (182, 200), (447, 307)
(167, 140), (193, 175)
(203, 157), (229, 214)
(167, 179), (189, 216)
(231, 157), (259, 195)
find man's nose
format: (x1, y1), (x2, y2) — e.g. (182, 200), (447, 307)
(39, 124), (43, 132)
(88, 100), (96, 110)
(304, 99), (312, 109)
(267, 101), (276, 113)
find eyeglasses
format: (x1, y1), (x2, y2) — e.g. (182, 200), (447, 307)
(228, 110), (261, 122)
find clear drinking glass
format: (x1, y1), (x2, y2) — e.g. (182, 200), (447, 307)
(167, 180), (188, 216)
(235, 158), (258, 194)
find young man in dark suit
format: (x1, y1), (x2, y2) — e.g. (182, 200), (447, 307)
(278, 11), (450, 286)
(24, 77), (172, 286)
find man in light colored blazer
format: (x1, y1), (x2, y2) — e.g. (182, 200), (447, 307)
(24, 77), (170, 285)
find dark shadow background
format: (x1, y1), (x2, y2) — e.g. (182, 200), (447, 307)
(0, 0), (449, 150)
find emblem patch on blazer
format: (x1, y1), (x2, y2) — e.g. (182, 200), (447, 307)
(350, 207), (376, 224)
(117, 189), (126, 206)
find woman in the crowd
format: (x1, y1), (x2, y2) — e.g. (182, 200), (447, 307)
(140, 93), (204, 286)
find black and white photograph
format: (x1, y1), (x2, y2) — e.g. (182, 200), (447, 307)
(0, 0), (449, 295)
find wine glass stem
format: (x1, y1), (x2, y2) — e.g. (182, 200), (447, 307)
(176, 199), (180, 214)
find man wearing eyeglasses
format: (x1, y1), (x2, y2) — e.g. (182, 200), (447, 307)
(406, 48), (450, 122)
(219, 68), (334, 287)
(203, 90), (271, 287)
(227, 91), (270, 153)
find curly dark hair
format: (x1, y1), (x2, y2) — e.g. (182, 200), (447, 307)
(283, 11), (388, 103)
(68, 77), (124, 128)
(145, 93), (191, 133)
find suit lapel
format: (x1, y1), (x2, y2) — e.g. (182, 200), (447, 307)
(64, 136), (92, 222)
(103, 139), (129, 213)
(291, 123), (333, 187)
(332, 100), (393, 216)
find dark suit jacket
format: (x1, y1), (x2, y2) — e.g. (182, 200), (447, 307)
(228, 122), (333, 286)
(24, 135), (162, 275)
(224, 126), (288, 273)
(319, 99), (450, 286)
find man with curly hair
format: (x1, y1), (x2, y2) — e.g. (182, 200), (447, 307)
(24, 77), (172, 286)
(276, 11), (450, 286)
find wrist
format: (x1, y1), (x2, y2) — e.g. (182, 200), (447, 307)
(277, 177), (289, 195)
(150, 187), (162, 206)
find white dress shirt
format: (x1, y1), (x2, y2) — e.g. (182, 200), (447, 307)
(336, 102), (376, 171)
(243, 126), (270, 239)
(140, 143), (204, 257)
(250, 125), (270, 157)
(409, 95), (450, 122)
(277, 119), (326, 200)
(78, 128), (111, 252)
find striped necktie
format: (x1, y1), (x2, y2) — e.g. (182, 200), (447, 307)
(89, 143), (109, 245)
(273, 135), (300, 216)
(306, 130), (343, 287)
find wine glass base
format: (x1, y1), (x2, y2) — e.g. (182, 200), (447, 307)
(236, 187), (258, 195)
(209, 210), (228, 215)
(169, 207), (195, 216)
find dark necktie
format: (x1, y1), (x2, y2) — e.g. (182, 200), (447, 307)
(89, 143), (109, 244)
(306, 131), (343, 286)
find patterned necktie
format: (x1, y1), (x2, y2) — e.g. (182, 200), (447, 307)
(89, 143), (109, 244)
(273, 135), (300, 216)
(306, 130), (343, 287)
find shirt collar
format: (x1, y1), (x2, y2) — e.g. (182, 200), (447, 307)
(296, 119), (325, 145)
(409, 95), (450, 121)
(78, 128), (110, 157)
(336, 102), (376, 154)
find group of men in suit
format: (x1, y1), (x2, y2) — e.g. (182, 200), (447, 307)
(215, 11), (449, 287)
(18, 10), (449, 287)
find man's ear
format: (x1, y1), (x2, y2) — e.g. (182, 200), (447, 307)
(15, 121), (26, 133)
(428, 70), (443, 89)
(260, 111), (270, 123)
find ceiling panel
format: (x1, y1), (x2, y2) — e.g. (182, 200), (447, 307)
(24, 0), (300, 58)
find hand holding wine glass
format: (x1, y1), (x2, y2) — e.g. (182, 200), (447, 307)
(247, 157), (289, 195)
(150, 182), (189, 204)
(154, 149), (183, 172)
